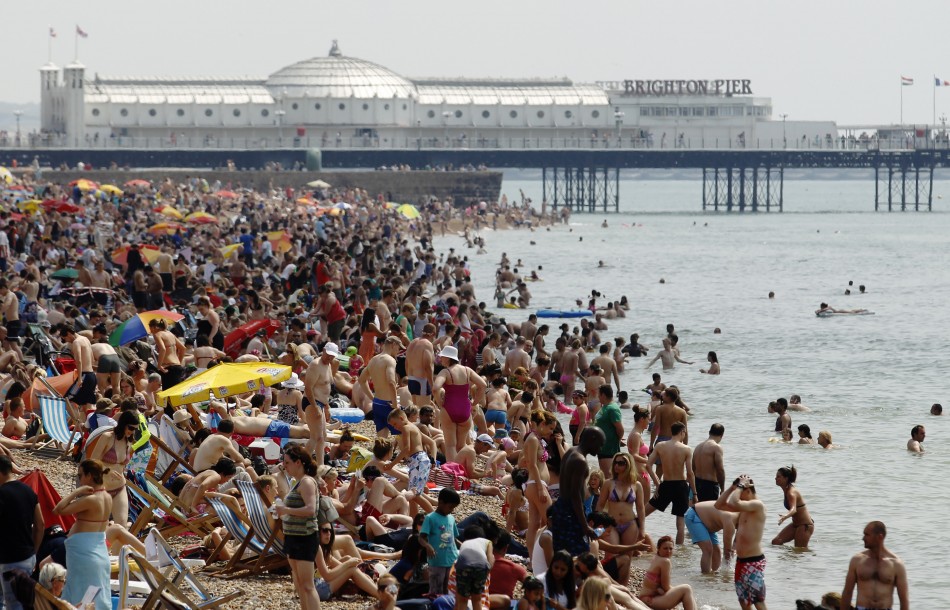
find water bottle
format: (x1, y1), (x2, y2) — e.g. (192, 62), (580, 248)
(271, 497), (284, 520)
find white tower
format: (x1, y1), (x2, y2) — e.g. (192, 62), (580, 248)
(39, 62), (59, 132)
(63, 60), (86, 146)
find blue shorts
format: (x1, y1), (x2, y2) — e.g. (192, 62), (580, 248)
(315, 578), (331, 601)
(372, 397), (400, 434)
(265, 420), (291, 439)
(684, 507), (719, 546)
(485, 409), (507, 426)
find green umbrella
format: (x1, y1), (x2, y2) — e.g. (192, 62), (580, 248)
(50, 268), (79, 280)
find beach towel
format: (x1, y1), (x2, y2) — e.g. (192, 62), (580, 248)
(62, 532), (111, 610)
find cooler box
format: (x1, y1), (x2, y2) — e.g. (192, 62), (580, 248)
(248, 438), (281, 464)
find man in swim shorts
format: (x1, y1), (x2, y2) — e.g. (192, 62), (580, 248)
(715, 475), (767, 610)
(692, 423), (726, 502)
(229, 415), (310, 439)
(59, 324), (98, 415)
(405, 323), (436, 408)
(645, 422), (695, 544)
(358, 336), (403, 436)
(385, 409), (434, 514)
(684, 500), (737, 573)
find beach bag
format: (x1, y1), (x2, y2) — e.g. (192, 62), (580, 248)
(317, 495), (339, 526)
(428, 465), (470, 491)
(347, 447), (374, 473)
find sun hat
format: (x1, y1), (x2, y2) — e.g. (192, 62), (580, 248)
(281, 373), (304, 389)
(323, 342), (341, 357)
(476, 434), (494, 444)
(438, 346), (459, 361)
(173, 409), (191, 424)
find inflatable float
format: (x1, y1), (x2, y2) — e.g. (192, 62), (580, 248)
(536, 309), (591, 318)
(816, 310), (875, 317)
(330, 407), (365, 423)
(502, 303), (522, 309)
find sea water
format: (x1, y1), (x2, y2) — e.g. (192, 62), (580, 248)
(435, 172), (950, 608)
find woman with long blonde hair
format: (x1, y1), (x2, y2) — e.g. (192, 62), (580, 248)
(596, 452), (649, 547)
(576, 576), (616, 610)
(520, 409), (556, 560)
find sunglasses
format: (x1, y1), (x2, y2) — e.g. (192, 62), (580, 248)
(613, 461), (626, 466)
(320, 528), (332, 533)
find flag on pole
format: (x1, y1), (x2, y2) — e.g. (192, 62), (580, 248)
(901, 76), (914, 86)
(49, 27), (57, 38)
(76, 25), (88, 38)
(935, 77), (950, 86)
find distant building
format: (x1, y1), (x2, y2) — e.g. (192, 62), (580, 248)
(38, 41), (835, 149)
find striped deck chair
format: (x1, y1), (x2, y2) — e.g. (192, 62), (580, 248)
(117, 547), (242, 610)
(234, 479), (286, 560)
(204, 495), (286, 577)
(145, 529), (237, 599)
(126, 477), (218, 540)
(35, 394), (79, 459)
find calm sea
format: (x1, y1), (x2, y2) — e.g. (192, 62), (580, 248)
(435, 171), (950, 609)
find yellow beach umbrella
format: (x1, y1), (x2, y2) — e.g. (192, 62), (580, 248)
(265, 231), (293, 254)
(0, 167), (13, 184)
(100, 184), (123, 196)
(156, 362), (292, 407)
(219, 243), (241, 258)
(185, 211), (218, 224)
(147, 222), (185, 236)
(396, 203), (421, 219)
(18, 199), (42, 213)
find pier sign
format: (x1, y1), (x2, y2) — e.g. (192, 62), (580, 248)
(596, 80), (753, 96)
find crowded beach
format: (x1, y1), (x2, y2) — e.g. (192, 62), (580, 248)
(0, 170), (907, 610)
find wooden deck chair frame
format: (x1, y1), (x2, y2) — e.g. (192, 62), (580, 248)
(119, 547), (242, 610)
(234, 479), (287, 568)
(203, 494), (287, 577)
(147, 433), (196, 484)
(146, 529), (242, 601)
(126, 478), (218, 540)
(34, 582), (76, 610)
(33, 378), (80, 459)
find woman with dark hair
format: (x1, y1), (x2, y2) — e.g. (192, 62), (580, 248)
(700, 351), (720, 375)
(52, 460), (113, 610)
(86, 410), (138, 526)
(797, 425), (815, 445)
(276, 444), (321, 610)
(314, 523), (380, 601)
(773, 465), (814, 548)
(177, 457), (237, 513)
(538, 550), (576, 610)
(358, 307), (384, 365)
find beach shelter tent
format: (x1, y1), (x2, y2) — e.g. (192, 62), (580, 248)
(20, 470), (76, 532)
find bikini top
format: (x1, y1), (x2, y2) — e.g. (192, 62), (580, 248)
(103, 438), (127, 464)
(609, 484), (636, 504)
(525, 431), (549, 462)
(784, 489), (805, 510)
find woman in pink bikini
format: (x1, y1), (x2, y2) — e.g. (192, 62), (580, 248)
(86, 410), (138, 527)
(433, 345), (486, 462)
(626, 409), (655, 498)
(638, 536), (697, 610)
(520, 409), (556, 562)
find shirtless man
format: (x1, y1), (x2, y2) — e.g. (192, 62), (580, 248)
(645, 422), (696, 544)
(150, 319), (185, 390)
(684, 500), (737, 573)
(907, 425), (925, 452)
(358, 336), (402, 438)
(645, 338), (693, 370)
(841, 521), (909, 610)
(90, 326), (122, 395)
(304, 342), (337, 462)
(503, 336), (531, 381)
(518, 314), (538, 344)
(650, 387), (689, 470)
(591, 343), (621, 393)
(228, 414), (310, 440)
(385, 409), (434, 514)
(405, 323), (436, 408)
(450, 434), (508, 494)
(2, 397), (30, 439)
(692, 423), (726, 502)
(60, 324), (97, 418)
(192, 419), (251, 471)
(0, 279), (23, 361)
(481, 332), (502, 367)
(716, 475), (768, 610)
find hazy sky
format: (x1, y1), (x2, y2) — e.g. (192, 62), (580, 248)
(6, 0), (950, 126)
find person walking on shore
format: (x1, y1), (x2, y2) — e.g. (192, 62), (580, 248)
(840, 521), (909, 610)
(716, 475), (768, 610)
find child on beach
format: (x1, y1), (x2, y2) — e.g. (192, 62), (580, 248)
(385, 408), (434, 515)
(420, 488), (461, 594)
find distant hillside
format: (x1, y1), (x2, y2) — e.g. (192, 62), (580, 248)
(0, 102), (41, 134)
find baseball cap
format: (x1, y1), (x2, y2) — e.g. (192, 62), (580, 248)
(476, 433), (494, 444)
(323, 342), (341, 357)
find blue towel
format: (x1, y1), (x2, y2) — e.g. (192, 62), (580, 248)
(63, 532), (111, 610)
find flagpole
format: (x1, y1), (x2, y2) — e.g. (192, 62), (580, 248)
(74, 26), (78, 60)
(934, 76), (937, 133)
(900, 79), (904, 125)
(48, 27), (52, 63)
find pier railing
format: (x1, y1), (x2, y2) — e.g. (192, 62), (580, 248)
(4, 134), (950, 152)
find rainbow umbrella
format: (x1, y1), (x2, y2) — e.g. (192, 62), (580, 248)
(111, 244), (161, 266)
(185, 211), (218, 224)
(109, 310), (185, 346)
(156, 362), (291, 407)
(147, 222), (185, 236)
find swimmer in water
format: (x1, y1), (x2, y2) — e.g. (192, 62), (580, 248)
(815, 302), (869, 315)
(816, 430), (834, 449)
(907, 425), (925, 452)
(699, 351), (720, 375)
(931, 403), (943, 416)
(787, 394), (810, 412)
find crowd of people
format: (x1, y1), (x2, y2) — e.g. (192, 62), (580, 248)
(0, 171), (910, 610)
